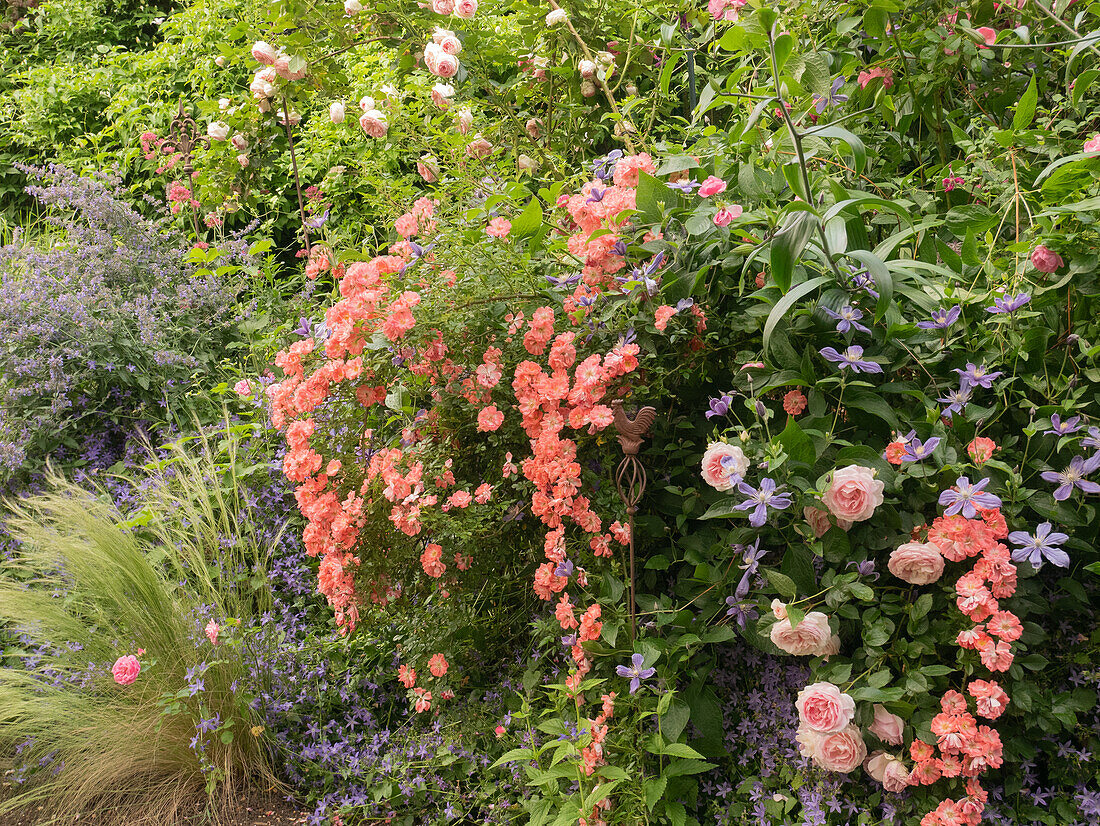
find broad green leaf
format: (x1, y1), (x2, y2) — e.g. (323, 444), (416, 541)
(511, 197), (543, 238)
(1013, 75), (1038, 130)
(766, 569), (799, 599)
(803, 124), (868, 175)
(762, 275), (831, 358)
(644, 776), (667, 812)
(770, 211), (818, 291)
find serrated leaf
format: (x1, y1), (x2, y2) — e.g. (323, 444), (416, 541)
(766, 569), (799, 599)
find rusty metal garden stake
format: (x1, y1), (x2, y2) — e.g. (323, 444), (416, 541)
(163, 99), (209, 239)
(612, 400), (656, 641)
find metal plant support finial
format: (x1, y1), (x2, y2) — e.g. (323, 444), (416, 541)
(163, 99), (209, 239)
(612, 400), (656, 641)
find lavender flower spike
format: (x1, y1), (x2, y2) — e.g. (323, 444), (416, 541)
(615, 653), (656, 694)
(1040, 454), (1100, 501)
(938, 476), (1002, 518)
(819, 345), (882, 373)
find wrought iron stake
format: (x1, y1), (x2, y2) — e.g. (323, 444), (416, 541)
(612, 400), (656, 641)
(163, 99), (210, 239)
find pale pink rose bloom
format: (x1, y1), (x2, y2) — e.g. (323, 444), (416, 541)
(820, 634), (841, 658)
(250, 68), (276, 100)
(233, 379), (253, 397)
(344, 0), (363, 12)
(795, 723), (823, 758)
(517, 154), (537, 173)
(359, 109), (388, 138)
(329, 101), (346, 123)
(580, 80), (597, 98)
(882, 759), (911, 792)
(546, 8), (567, 25)
(1085, 134), (1100, 153)
(207, 121), (229, 141)
(770, 611), (832, 656)
(359, 95), (376, 112)
(1030, 244), (1064, 273)
(796, 682), (856, 733)
(579, 59), (597, 79)
(433, 51), (459, 78)
(770, 599), (788, 619)
(214, 56), (226, 68)
(432, 0), (454, 11)
(888, 541), (944, 585)
(700, 442), (748, 491)
(251, 41), (277, 65)
(814, 725), (866, 773)
(698, 176), (728, 197)
(431, 83), (454, 108)
(437, 32), (462, 55)
(205, 620), (220, 645)
(466, 136), (493, 158)
(869, 704), (904, 745)
(453, 0), (477, 18)
(803, 506), (832, 537)
(231, 134), (248, 151)
(975, 26), (996, 45)
(417, 157), (439, 182)
(822, 465), (884, 523)
(865, 750), (891, 782)
(112, 654), (141, 686)
(237, 154), (249, 168)
(456, 108), (474, 134)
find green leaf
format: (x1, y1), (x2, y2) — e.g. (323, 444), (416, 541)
(910, 593), (933, 621)
(699, 499), (743, 520)
(490, 748), (534, 768)
(762, 275), (832, 358)
(661, 742), (706, 759)
(776, 417), (816, 465)
(803, 124), (868, 175)
(1013, 75), (1038, 130)
(511, 198), (543, 238)
(766, 569), (799, 599)
(660, 701), (691, 742)
(663, 759), (718, 777)
(843, 388), (899, 430)
(770, 211), (819, 291)
(636, 171), (678, 224)
(844, 249), (893, 320)
(644, 776), (667, 812)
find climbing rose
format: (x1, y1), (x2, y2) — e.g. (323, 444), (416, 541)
(869, 704), (905, 745)
(359, 109), (388, 138)
(822, 465), (884, 523)
(968, 436), (996, 465)
(1086, 133), (1100, 153)
(770, 611), (832, 656)
(814, 725), (867, 773)
(700, 442), (748, 490)
(207, 121), (229, 141)
(698, 176), (727, 197)
(251, 41), (277, 65)
(453, 0), (477, 16)
(888, 541), (945, 585)
(329, 101), (346, 123)
(546, 8), (567, 25)
(795, 682), (856, 733)
(1030, 244), (1064, 273)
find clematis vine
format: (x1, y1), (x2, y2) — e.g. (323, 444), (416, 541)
(735, 478), (792, 527)
(615, 653), (656, 694)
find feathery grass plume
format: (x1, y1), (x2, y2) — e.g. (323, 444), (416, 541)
(0, 421), (281, 824)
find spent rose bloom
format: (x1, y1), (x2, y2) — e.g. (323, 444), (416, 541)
(770, 611), (832, 656)
(822, 465), (884, 523)
(888, 541), (945, 585)
(700, 442), (749, 491)
(1030, 244), (1064, 273)
(251, 41), (277, 65)
(815, 725), (867, 773)
(207, 121), (229, 141)
(112, 654), (141, 686)
(882, 759), (911, 792)
(579, 59), (597, 79)
(869, 704), (904, 745)
(698, 176), (728, 197)
(796, 682), (856, 733)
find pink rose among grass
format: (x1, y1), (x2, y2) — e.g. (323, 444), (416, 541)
(770, 610), (832, 656)
(112, 654), (141, 686)
(822, 465), (884, 523)
(888, 541), (945, 585)
(205, 620), (219, 645)
(796, 682), (856, 732)
(1030, 244), (1064, 273)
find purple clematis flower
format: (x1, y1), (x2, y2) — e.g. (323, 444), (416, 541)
(1040, 454), (1100, 500)
(735, 479), (792, 527)
(986, 292), (1030, 314)
(724, 598), (759, 628)
(615, 653), (656, 694)
(820, 345), (883, 373)
(554, 558), (574, 578)
(1083, 426), (1100, 450)
(1008, 522), (1070, 569)
(706, 394), (733, 419)
(938, 476), (1002, 518)
(667, 179), (701, 193)
(304, 208), (330, 229)
(611, 240), (628, 257)
(955, 363), (1003, 390)
(917, 305), (961, 330)
(938, 384), (972, 418)
(821, 304), (870, 334)
(848, 559), (879, 580)
(292, 317), (312, 337)
(901, 436), (941, 462)
(1045, 414), (1083, 436)
(546, 272), (582, 289)
(733, 538), (765, 599)
(812, 76), (849, 113)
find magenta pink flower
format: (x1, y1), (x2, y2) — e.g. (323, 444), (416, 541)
(698, 176), (727, 198)
(1030, 244), (1064, 273)
(112, 654), (141, 686)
